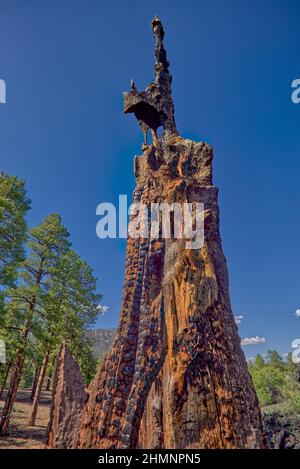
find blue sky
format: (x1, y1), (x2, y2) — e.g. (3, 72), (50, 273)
(0, 0), (299, 359)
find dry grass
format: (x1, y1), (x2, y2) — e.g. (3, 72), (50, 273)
(0, 389), (51, 449)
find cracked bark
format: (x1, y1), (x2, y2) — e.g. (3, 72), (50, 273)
(75, 17), (265, 449)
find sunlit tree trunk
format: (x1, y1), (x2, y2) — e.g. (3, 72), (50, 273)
(30, 366), (41, 401)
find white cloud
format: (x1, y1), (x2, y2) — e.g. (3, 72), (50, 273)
(234, 315), (244, 325)
(241, 336), (266, 346)
(97, 304), (109, 315)
(295, 309), (300, 317)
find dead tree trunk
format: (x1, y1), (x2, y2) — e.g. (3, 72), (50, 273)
(76, 17), (265, 449)
(28, 350), (50, 426)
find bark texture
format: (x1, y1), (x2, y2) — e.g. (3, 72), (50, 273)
(46, 343), (86, 448)
(75, 17), (265, 449)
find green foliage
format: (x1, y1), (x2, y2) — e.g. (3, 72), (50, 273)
(0, 173), (30, 287)
(250, 364), (284, 405)
(282, 373), (300, 412)
(2, 214), (70, 364)
(73, 334), (98, 384)
(267, 350), (284, 371)
(20, 359), (35, 388)
(254, 354), (265, 369)
(249, 350), (300, 411)
(0, 172), (30, 366)
(1, 211), (102, 390)
(39, 249), (101, 382)
(0, 172), (103, 405)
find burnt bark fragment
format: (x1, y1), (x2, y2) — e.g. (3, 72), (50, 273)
(46, 343), (86, 449)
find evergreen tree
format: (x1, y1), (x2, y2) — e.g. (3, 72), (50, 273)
(28, 249), (101, 425)
(267, 350), (284, 371)
(249, 350), (300, 411)
(0, 173), (30, 288)
(254, 354), (265, 368)
(0, 173), (30, 378)
(0, 214), (70, 435)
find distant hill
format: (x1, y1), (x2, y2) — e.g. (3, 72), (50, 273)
(88, 328), (117, 362)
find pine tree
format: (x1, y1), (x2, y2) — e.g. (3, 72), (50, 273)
(28, 249), (101, 425)
(0, 173), (30, 288)
(0, 214), (70, 435)
(0, 173), (30, 394)
(254, 354), (265, 368)
(267, 350), (284, 371)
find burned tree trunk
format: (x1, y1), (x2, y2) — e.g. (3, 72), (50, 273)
(46, 342), (86, 449)
(75, 17), (265, 449)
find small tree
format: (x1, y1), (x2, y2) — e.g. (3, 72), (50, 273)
(267, 350), (284, 371)
(254, 354), (265, 369)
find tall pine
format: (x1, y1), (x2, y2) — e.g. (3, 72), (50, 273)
(0, 173), (30, 288)
(0, 173), (30, 399)
(28, 250), (101, 425)
(0, 214), (70, 435)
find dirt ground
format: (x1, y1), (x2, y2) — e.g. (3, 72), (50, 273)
(0, 389), (51, 449)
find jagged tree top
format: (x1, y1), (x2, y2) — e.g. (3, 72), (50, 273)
(123, 16), (177, 146)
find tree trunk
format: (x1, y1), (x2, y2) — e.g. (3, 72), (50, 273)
(0, 348), (26, 435)
(28, 350), (50, 426)
(0, 260), (43, 435)
(30, 366), (40, 401)
(0, 363), (11, 400)
(0, 315), (34, 435)
(45, 367), (52, 391)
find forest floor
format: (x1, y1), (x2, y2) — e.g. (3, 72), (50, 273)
(0, 389), (51, 449)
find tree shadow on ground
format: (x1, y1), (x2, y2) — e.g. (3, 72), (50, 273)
(0, 389), (51, 449)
